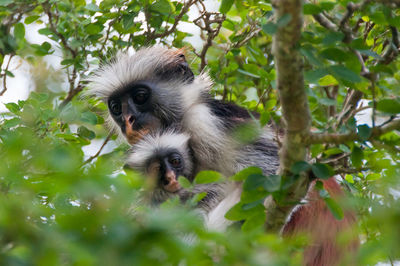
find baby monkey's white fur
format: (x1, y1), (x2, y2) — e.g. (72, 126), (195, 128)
(126, 131), (237, 231)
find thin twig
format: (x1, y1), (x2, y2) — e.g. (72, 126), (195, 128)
(0, 55), (14, 96)
(379, 26), (400, 64)
(82, 134), (112, 165)
(44, 3), (77, 57)
(194, 3), (225, 72)
(149, 0), (197, 41)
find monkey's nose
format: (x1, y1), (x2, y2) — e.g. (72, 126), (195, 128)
(124, 115), (135, 126)
(163, 170), (181, 192)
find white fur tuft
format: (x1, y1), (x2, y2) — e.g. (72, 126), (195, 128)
(126, 130), (191, 172)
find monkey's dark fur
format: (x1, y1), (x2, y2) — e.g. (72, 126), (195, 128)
(88, 46), (279, 230)
(88, 46), (279, 177)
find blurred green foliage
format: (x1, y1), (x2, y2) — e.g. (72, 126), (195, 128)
(0, 0), (399, 265)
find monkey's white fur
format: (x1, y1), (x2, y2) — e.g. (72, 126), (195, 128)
(89, 46), (279, 231)
(126, 130), (193, 176)
(87, 47), (215, 144)
(89, 46), (278, 177)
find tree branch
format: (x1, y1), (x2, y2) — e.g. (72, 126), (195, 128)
(193, 5), (225, 72)
(312, 13), (337, 31)
(149, 0), (197, 40)
(265, 0), (311, 233)
(305, 119), (400, 145)
(0, 55), (14, 96)
(82, 134), (112, 165)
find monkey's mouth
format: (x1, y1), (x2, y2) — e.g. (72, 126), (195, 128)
(125, 127), (150, 145)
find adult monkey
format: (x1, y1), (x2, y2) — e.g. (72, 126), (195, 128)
(88, 46), (357, 265)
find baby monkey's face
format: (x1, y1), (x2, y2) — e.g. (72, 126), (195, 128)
(146, 150), (185, 193)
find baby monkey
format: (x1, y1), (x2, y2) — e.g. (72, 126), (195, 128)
(125, 130), (227, 213)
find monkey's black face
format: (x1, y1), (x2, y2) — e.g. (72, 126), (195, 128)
(147, 150), (185, 193)
(108, 82), (165, 144)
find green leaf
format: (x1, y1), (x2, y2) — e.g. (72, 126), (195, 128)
(339, 144), (351, 153)
(243, 174), (266, 191)
(318, 74), (338, 86)
(5, 70), (14, 77)
(25, 15), (41, 24)
(322, 31), (344, 45)
(320, 2), (335, 11)
(0, 0), (13, 6)
(86, 24), (103, 35)
(32, 42), (52, 56)
(366, 173), (380, 181)
(241, 211), (266, 232)
(291, 161), (311, 174)
(192, 192), (207, 203)
(38, 28), (53, 36)
(305, 69), (329, 83)
(324, 197), (344, 220)
(85, 3), (101, 12)
(311, 163), (333, 179)
(225, 202), (265, 222)
(77, 126), (96, 140)
(81, 111), (98, 125)
(300, 47), (323, 67)
(4, 117), (20, 128)
(351, 146), (363, 168)
(303, 3), (322, 14)
(5, 103), (20, 114)
(277, 14), (292, 28)
(241, 188), (269, 204)
(315, 180), (324, 190)
(194, 171), (222, 184)
(232, 122), (261, 144)
(219, 0), (234, 14)
(151, 0), (175, 14)
(61, 59), (75, 66)
(357, 124), (372, 141)
(376, 98), (400, 114)
(319, 48), (348, 62)
(237, 69), (260, 78)
(178, 176), (192, 189)
(262, 22), (277, 35)
(244, 87), (259, 102)
(242, 199), (264, 210)
(232, 166), (263, 181)
(345, 174), (354, 183)
(259, 111), (270, 127)
(263, 175), (281, 192)
(14, 23), (25, 41)
(329, 65), (361, 83)
(319, 97), (336, 106)
(357, 49), (381, 59)
(31, 92), (49, 102)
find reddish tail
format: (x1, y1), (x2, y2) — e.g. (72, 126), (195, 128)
(282, 178), (358, 266)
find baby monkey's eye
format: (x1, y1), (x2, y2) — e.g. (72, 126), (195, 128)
(169, 156), (181, 168)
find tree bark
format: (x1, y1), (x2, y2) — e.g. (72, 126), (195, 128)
(265, 0), (311, 232)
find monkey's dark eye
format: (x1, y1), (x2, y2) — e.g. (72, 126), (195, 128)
(133, 89), (149, 105)
(169, 156), (181, 168)
(109, 99), (122, 116)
